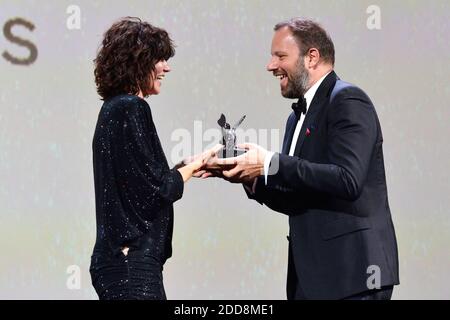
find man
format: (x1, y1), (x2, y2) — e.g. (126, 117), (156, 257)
(207, 18), (399, 300)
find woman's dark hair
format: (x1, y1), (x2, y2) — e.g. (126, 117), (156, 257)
(94, 17), (175, 100)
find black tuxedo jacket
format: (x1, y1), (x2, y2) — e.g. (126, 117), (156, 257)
(246, 71), (399, 299)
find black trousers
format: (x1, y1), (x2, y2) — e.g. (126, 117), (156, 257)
(287, 241), (394, 300)
(90, 247), (166, 300)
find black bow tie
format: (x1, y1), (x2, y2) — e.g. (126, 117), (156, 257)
(291, 97), (307, 119)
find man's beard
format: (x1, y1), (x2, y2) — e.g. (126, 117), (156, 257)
(282, 59), (310, 99)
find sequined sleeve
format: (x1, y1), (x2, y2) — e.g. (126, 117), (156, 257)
(115, 99), (184, 212)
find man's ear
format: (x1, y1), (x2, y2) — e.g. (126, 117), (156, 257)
(305, 48), (321, 68)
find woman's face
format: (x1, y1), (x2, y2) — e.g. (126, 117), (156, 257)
(148, 60), (171, 95)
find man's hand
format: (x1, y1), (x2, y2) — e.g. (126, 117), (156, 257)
(198, 151), (234, 179)
(216, 143), (267, 184)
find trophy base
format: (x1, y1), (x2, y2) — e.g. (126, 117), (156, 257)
(219, 147), (247, 158)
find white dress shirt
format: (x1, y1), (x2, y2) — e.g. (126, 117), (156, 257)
(263, 71), (331, 184)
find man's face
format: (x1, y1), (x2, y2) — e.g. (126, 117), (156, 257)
(267, 27), (310, 98)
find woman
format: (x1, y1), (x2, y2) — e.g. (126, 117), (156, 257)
(89, 17), (217, 300)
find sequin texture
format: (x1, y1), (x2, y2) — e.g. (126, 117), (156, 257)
(89, 94), (184, 300)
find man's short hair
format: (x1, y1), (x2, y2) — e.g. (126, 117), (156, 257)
(275, 18), (335, 66)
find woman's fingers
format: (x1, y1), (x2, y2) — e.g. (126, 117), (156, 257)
(193, 170), (206, 178)
(201, 172), (213, 179)
(205, 144), (223, 159)
(237, 143), (257, 150)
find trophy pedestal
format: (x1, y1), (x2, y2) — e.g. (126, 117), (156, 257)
(219, 147), (247, 158)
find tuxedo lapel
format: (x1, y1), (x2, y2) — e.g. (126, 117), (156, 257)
(293, 71), (338, 156)
(282, 113), (297, 154)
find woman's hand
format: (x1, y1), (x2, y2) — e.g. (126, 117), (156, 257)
(177, 144), (223, 182)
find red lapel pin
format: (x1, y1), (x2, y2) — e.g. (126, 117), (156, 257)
(306, 128), (311, 136)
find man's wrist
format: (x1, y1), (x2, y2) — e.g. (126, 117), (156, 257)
(264, 151), (275, 185)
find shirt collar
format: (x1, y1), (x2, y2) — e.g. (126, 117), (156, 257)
(304, 71), (332, 110)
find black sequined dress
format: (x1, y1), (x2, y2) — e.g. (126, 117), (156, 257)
(89, 94), (184, 300)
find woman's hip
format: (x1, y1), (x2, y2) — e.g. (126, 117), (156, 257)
(90, 251), (165, 300)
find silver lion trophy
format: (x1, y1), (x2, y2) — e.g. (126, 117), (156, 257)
(217, 113), (247, 158)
